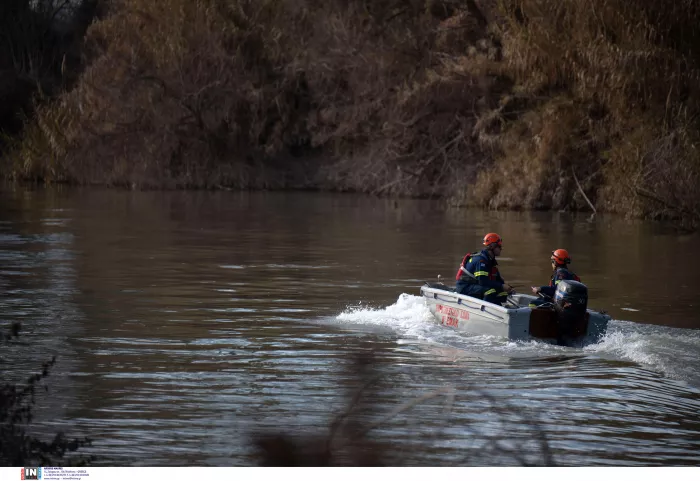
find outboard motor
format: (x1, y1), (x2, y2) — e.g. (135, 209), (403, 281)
(554, 280), (589, 339)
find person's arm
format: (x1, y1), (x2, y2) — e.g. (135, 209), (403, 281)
(496, 270), (515, 293)
(539, 270), (570, 297)
(539, 285), (555, 298)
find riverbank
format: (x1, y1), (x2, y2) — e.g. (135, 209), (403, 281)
(2, 0), (699, 230)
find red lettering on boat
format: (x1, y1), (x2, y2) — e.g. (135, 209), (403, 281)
(441, 315), (459, 327)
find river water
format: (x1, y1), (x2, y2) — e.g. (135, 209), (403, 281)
(1, 188), (699, 466)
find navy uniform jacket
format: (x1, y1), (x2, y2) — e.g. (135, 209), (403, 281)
(539, 267), (580, 298)
(456, 248), (505, 290)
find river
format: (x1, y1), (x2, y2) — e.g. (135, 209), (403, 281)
(1, 187), (699, 466)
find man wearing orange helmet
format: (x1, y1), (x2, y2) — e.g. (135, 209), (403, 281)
(455, 232), (515, 305)
(530, 248), (581, 304)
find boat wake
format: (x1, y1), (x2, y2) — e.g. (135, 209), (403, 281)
(590, 320), (700, 386)
(335, 294), (700, 387)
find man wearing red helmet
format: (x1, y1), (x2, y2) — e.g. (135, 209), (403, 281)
(455, 232), (515, 305)
(530, 249), (581, 304)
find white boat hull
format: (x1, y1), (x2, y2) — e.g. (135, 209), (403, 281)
(420, 283), (609, 346)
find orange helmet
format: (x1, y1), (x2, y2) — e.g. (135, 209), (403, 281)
(483, 232), (502, 248)
(551, 248), (571, 265)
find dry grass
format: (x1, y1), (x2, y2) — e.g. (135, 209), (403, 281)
(4, 0), (700, 228)
(0, 1), (97, 142)
(469, 0), (700, 228)
(3, 0), (501, 193)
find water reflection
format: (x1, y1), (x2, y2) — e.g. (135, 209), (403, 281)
(0, 188), (699, 466)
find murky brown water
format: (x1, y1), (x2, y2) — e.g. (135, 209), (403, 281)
(1, 187), (699, 466)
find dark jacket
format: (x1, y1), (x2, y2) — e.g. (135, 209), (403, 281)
(455, 248), (505, 290)
(539, 267), (580, 298)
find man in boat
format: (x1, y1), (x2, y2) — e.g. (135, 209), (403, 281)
(529, 248), (581, 307)
(454, 232), (514, 305)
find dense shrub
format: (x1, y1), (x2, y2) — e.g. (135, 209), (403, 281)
(473, 0), (700, 229)
(0, 1), (98, 142)
(3, 0), (699, 228)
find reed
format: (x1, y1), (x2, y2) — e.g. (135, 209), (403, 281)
(3, 0), (699, 228)
(471, 0), (700, 227)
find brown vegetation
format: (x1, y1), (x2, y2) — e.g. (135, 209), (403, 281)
(476, 0), (700, 230)
(1, 322), (94, 465)
(2, 0), (699, 229)
(0, 1), (98, 138)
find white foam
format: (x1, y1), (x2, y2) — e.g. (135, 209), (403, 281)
(335, 294), (570, 356)
(334, 295), (700, 386)
(588, 320), (700, 385)
(335, 294), (436, 339)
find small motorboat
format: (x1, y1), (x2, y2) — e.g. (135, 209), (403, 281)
(420, 279), (610, 347)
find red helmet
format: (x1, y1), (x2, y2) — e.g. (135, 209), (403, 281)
(551, 249), (571, 265)
(483, 232), (502, 247)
